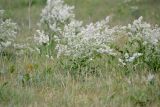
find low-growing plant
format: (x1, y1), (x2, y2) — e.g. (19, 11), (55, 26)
(0, 10), (18, 53)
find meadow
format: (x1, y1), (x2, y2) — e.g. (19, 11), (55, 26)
(0, 0), (160, 107)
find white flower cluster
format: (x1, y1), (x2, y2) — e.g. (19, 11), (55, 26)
(118, 17), (160, 66)
(34, 30), (49, 45)
(0, 10), (18, 52)
(40, 0), (74, 33)
(119, 53), (143, 65)
(36, 0), (160, 64)
(126, 16), (160, 45)
(36, 0), (117, 58)
(55, 17), (117, 58)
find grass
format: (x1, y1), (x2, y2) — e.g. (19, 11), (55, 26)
(0, 50), (160, 107)
(0, 0), (160, 107)
(1, 0), (160, 26)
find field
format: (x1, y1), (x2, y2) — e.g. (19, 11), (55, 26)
(0, 0), (160, 107)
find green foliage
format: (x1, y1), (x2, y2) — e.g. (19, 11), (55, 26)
(0, 0), (160, 107)
(144, 44), (160, 72)
(0, 0), (46, 8)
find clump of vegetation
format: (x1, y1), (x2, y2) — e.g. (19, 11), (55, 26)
(35, 0), (160, 74)
(0, 10), (17, 53)
(0, 0), (160, 107)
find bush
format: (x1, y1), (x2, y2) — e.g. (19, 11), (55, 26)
(0, 10), (17, 53)
(35, 0), (160, 72)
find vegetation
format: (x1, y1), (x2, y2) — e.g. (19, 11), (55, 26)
(0, 0), (160, 107)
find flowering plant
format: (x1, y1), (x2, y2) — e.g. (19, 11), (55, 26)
(36, 0), (117, 59)
(0, 10), (18, 52)
(34, 0), (75, 56)
(118, 17), (160, 71)
(40, 0), (74, 36)
(35, 0), (160, 72)
(55, 17), (117, 59)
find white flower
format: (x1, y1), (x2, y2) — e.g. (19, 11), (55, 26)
(55, 17), (117, 58)
(119, 53), (143, 65)
(118, 58), (126, 66)
(37, 0), (160, 65)
(35, 47), (41, 54)
(34, 30), (49, 45)
(147, 73), (155, 82)
(0, 11), (17, 52)
(126, 53), (143, 62)
(124, 53), (129, 59)
(126, 16), (160, 45)
(40, 0), (74, 34)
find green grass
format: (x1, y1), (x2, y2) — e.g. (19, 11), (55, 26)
(1, 0), (160, 26)
(0, 0), (160, 107)
(0, 53), (160, 107)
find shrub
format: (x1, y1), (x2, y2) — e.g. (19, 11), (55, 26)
(35, 0), (160, 72)
(0, 10), (18, 53)
(118, 17), (160, 71)
(36, 0), (117, 58)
